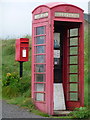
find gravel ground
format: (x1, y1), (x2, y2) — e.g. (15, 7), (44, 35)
(2, 100), (44, 118)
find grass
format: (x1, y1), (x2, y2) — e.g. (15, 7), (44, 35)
(1, 30), (89, 118)
(0, 40), (2, 99)
(84, 31), (88, 106)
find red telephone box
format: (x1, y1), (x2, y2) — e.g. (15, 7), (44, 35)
(32, 2), (84, 115)
(15, 38), (29, 62)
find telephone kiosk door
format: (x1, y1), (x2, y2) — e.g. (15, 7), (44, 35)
(54, 33), (66, 110)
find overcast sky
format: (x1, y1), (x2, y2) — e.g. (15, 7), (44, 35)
(0, 0), (89, 39)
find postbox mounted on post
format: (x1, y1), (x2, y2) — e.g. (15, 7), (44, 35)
(32, 2), (84, 115)
(15, 38), (29, 77)
(15, 38), (29, 62)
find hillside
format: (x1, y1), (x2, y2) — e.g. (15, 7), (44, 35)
(2, 39), (32, 98)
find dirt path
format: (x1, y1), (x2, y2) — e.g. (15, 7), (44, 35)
(2, 100), (44, 118)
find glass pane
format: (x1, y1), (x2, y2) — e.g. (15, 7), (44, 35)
(70, 84), (78, 91)
(70, 74), (78, 82)
(70, 56), (78, 64)
(70, 47), (78, 55)
(35, 64), (45, 72)
(35, 55), (45, 63)
(70, 93), (78, 101)
(35, 46), (45, 54)
(35, 74), (45, 82)
(70, 37), (78, 46)
(36, 26), (45, 35)
(54, 33), (60, 48)
(70, 65), (78, 73)
(36, 36), (45, 44)
(70, 28), (78, 37)
(35, 93), (45, 101)
(35, 84), (45, 92)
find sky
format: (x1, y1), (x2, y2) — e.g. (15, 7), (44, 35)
(0, 0), (89, 39)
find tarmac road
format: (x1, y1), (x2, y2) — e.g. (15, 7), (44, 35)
(2, 100), (44, 118)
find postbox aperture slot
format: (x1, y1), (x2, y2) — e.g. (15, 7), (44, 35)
(21, 42), (28, 44)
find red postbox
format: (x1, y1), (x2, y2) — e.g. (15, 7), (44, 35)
(15, 38), (29, 62)
(32, 2), (84, 115)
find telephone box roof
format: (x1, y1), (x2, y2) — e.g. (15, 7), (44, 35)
(32, 2), (84, 13)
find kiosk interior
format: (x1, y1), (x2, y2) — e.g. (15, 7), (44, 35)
(54, 21), (81, 110)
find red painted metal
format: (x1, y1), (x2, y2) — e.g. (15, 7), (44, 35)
(32, 2), (84, 115)
(32, 2), (84, 13)
(15, 38), (29, 61)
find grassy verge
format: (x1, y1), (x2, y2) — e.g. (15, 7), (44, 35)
(6, 96), (50, 117)
(0, 39), (2, 99)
